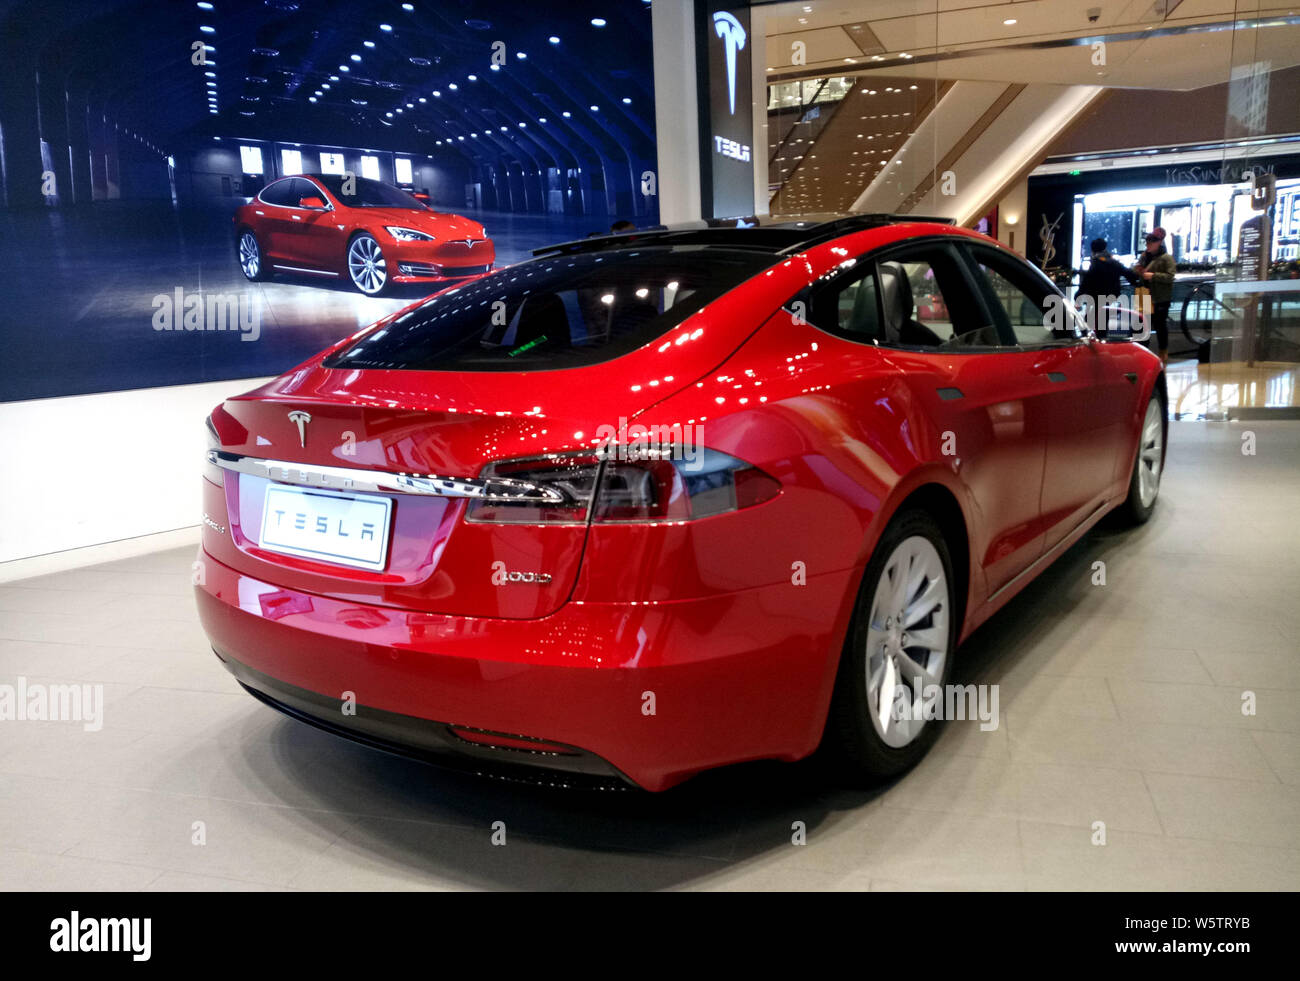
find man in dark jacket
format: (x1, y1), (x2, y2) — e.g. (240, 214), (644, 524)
(1077, 238), (1140, 335)
(1135, 228), (1177, 364)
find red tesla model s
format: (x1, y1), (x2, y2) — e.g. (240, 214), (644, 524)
(233, 174), (495, 295)
(196, 216), (1166, 791)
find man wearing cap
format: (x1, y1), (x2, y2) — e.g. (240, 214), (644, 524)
(1135, 227), (1176, 364)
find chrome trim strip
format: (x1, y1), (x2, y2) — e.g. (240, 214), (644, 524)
(271, 264), (340, 276)
(206, 450), (565, 503)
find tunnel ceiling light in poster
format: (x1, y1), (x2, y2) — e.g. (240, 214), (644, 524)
(700, 1), (754, 221)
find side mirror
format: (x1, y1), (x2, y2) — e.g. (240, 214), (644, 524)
(1097, 304), (1149, 341)
(298, 195), (327, 210)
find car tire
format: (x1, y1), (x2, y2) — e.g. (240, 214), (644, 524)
(346, 233), (390, 296)
(1116, 393), (1165, 525)
(825, 508), (958, 782)
(237, 230), (269, 282)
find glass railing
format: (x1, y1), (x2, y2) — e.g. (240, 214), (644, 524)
(767, 76), (856, 208)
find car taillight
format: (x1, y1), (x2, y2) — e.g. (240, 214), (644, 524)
(467, 448), (780, 524)
(204, 415), (224, 486)
(468, 453), (603, 524)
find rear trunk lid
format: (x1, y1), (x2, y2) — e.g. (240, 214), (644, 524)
(203, 244), (800, 618)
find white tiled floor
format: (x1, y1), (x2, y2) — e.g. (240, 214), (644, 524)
(1, 420), (1297, 891)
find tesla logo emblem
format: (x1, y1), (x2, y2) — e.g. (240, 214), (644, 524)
(462, 238), (477, 247)
(713, 11), (747, 115)
(288, 410), (311, 447)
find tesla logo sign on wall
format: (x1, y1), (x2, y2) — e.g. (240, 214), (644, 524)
(701, 2), (755, 220)
(712, 12), (746, 115)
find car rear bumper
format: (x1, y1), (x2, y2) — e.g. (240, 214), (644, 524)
(194, 546), (855, 791)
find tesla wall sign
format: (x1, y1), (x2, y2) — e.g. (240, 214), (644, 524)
(699, 1), (755, 220)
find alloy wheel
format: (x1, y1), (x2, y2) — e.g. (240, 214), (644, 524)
(864, 535), (950, 749)
(239, 232), (260, 279)
(1138, 397), (1164, 508)
(347, 235), (387, 294)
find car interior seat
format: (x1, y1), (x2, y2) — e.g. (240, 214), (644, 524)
(878, 261), (944, 347)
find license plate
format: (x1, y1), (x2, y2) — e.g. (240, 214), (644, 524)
(259, 484), (392, 572)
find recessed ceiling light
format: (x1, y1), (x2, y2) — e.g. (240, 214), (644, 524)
(548, 35), (560, 44)
(591, 18), (606, 27)
(1004, 18), (1017, 25)
(449, 83), (458, 90)
(364, 40), (375, 48)
(379, 23), (392, 31)
(200, 25), (215, 34)
(350, 54), (361, 62)
(468, 74), (477, 81)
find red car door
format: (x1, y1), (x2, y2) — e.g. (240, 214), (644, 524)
(810, 241), (1050, 597)
(272, 177), (337, 273)
(252, 177), (303, 264)
(963, 244), (1132, 551)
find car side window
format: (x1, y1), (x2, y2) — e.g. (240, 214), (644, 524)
(876, 247), (999, 348)
(260, 179), (296, 206)
(802, 244), (1000, 349)
(291, 178), (323, 206)
(965, 246), (1078, 345)
(803, 262), (881, 342)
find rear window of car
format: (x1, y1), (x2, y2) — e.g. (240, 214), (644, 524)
(324, 247), (778, 371)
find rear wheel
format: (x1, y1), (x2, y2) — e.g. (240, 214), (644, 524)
(826, 509), (957, 780)
(1117, 394), (1165, 524)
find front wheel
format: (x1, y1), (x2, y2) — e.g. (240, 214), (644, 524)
(825, 509), (957, 780)
(237, 230), (268, 281)
(347, 233), (389, 295)
(1117, 394), (1165, 524)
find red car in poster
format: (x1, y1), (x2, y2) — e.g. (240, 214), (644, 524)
(196, 216), (1166, 792)
(234, 174), (494, 295)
